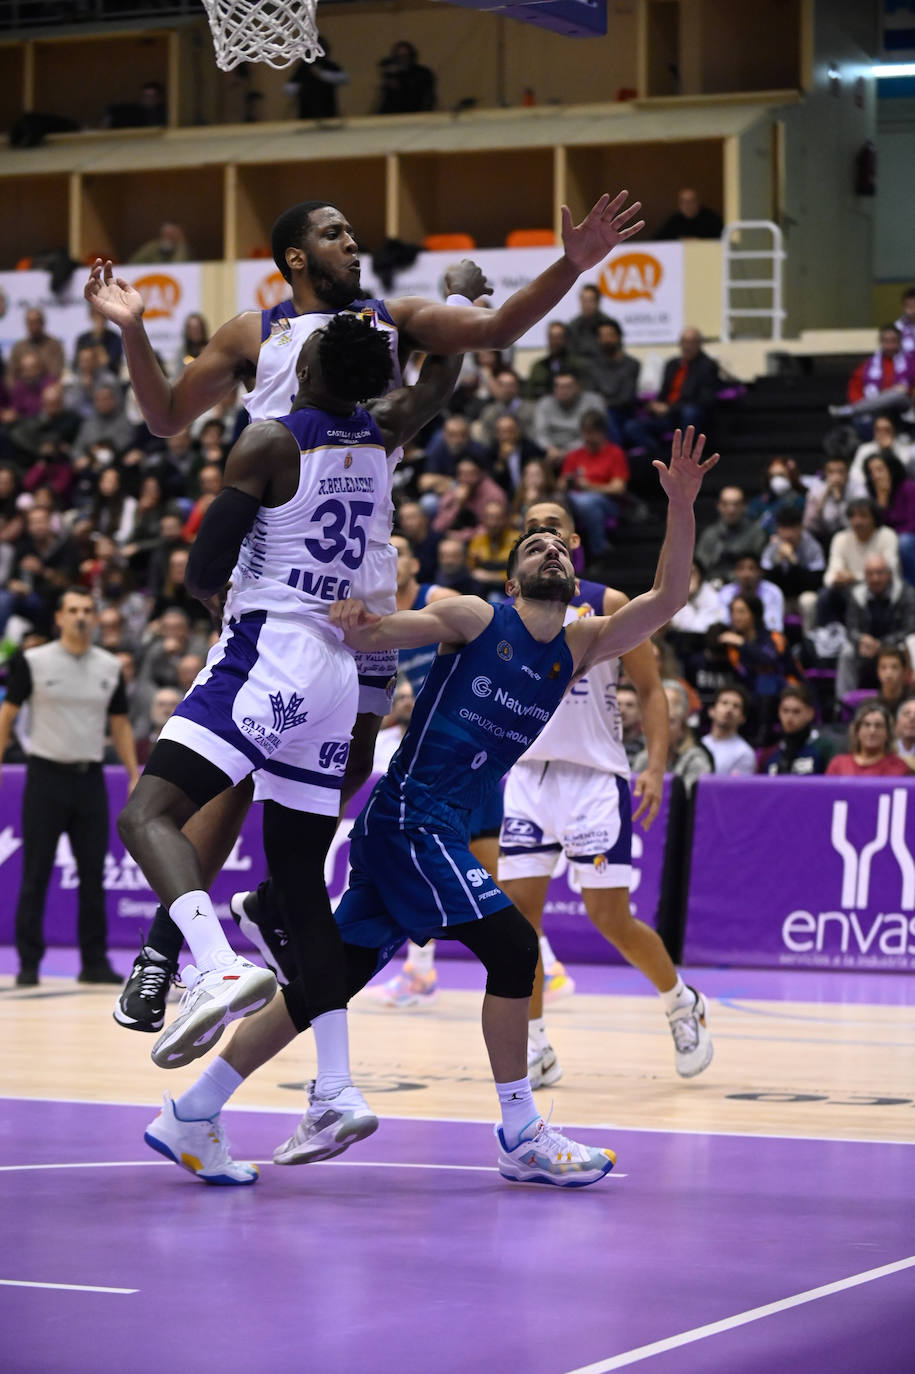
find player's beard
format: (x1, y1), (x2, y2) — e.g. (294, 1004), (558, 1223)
(306, 248), (361, 310)
(519, 566), (575, 604)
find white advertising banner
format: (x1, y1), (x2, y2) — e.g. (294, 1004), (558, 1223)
(236, 242), (684, 349)
(0, 264), (203, 373)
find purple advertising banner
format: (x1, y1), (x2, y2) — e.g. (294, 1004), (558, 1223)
(0, 767), (670, 962)
(684, 775), (915, 972)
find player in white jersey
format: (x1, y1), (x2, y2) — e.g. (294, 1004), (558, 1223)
(497, 500), (714, 1084)
(120, 318), (465, 1179)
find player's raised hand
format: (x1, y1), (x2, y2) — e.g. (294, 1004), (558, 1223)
(653, 427), (720, 505)
(560, 191), (645, 273)
(84, 259), (145, 330)
(329, 597), (383, 638)
(443, 260), (493, 304)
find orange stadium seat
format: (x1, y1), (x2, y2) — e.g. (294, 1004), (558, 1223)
(505, 229), (555, 247)
(423, 233), (476, 252)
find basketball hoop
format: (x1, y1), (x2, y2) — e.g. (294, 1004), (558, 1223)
(201, 0), (323, 72)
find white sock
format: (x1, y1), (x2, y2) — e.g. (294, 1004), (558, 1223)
(168, 890), (233, 972)
(539, 934), (557, 968)
(406, 940), (435, 975)
(173, 1057), (243, 1121)
(528, 1016), (549, 1052)
(659, 977), (695, 1016)
(312, 1008), (352, 1099)
(496, 1077), (538, 1149)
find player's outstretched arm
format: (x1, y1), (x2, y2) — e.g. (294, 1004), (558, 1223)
(570, 428), (719, 670)
(390, 190), (644, 353)
(85, 259), (255, 435)
(370, 350), (464, 453)
(330, 594), (493, 652)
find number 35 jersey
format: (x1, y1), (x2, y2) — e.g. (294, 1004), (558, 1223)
(223, 405), (388, 644)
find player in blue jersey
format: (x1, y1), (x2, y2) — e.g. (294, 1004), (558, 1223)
(148, 428), (718, 1188)
(123, 316), (464, 1184)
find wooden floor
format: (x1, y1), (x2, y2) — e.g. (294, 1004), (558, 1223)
(3, 972), (914, 1143)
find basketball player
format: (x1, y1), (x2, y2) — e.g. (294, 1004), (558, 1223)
(121, 317), (466, 1177)
(498, 499), (713, 1088)
(90, 192), (643, 1030)
(142, 428), (717, 1189)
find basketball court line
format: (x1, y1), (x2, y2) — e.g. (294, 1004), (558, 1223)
(560, 1254), (915, 1373)
(0, 1153), (628, 1178)
(1, 1095), (913, 1147)
(0, 1279), (138, 1294)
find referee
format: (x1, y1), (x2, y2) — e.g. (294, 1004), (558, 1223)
(0, 586), (139, 986)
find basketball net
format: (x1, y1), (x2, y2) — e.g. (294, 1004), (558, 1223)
(201, 0), (323, 71)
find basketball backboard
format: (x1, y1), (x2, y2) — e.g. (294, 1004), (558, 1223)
(433, 0), (607, 39)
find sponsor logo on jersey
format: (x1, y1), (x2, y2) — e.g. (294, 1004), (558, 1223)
(520, 664), (541, 680)
(548, 660), (562, 680)
(270, 690), (310, 734)
(497, 639), (513, 661)
(344, 454), (353, 468)
(472, 676), (493, 698)
(576, 602), (595, 619)
(319, 740), (350, 771)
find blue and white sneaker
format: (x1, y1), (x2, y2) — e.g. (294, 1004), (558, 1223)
(496, 1116), (616, 1187)
(144, 1093), (258, 1185)
(273, 1081), (379, 1165)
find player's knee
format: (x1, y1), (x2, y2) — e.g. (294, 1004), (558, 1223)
(473, 905), (539, 999)
(281, 980), (311, 1034)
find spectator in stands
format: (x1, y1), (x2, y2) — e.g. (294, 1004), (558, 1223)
(804, 455), (857, 548)
(831, 325), (914, 440)
(566, 284), (615, 359)
(617, 681), (645, 767)
(472, 369), (535, 449)
(826, 701), (910, 777)
(622, 328), (720, 459)
(700, 684), (756, 775)
(376, 41), (436, 114)
(757, 683), (834, 775)
(174, 314), (209, 375)
(135, 685), (182, 766)
(588, 319), (640, 444)
(434, 535), (480, 596)
(6, 505), (80, 635)
(683, 623), (738, 720)
(7, 351), (56, 422)
(432, 458), (506, 539)
(896, 697), (915, 763)
(849, 412), (912, 491)
(719, 592), (791, 742)
(525, 322), (595, 400)
(0, 462), (24, 547)
(669, 560), (722, 639)
(284, 38), (349, 119)
(105, 78), (167, 128)
(96, 604), (130, 653)
(559, 409), (628, 558)
(176, 652), (206, 694)
(122, 474), (167, 570)
(655, 187), (723, 241)
(374, 676), (416, 772)
(748, 456), (807, 534)
(486, 414), (543, 499)
(8, 309), (65, 382)
(8, 382), (80, 470)
(466, 500), (517, 601)
(73, 307), (122, 377)
(863, 451), (915, 584)
(820, 498), (900, 626)
(533, 371), (606, 468)
(90, 467), (137, 547)
(422, 414), (489, 486)
(896, 285), (915, 356)
(128, 222), (191, 266)
(146, 506), (188, 601)
(761, 505), (826, 627)
(64, 345), (113, 420)
(634, 680), (712, 794)
(511, 459), (557, 523)
(181, 462), (224, 541)
(136, 607), (205, 715)
(695, 485), (767, 584)
(718, 551), (784, 633)
(874, 643), (913, 716)
(142, 428), (197, 499)
(395, 500), (439, 582)
(74, 382), (136, 460)
(836, 554), (915, 697)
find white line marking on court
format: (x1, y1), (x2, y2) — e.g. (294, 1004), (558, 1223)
(560, 1254), (915, 1373)
(0, 1157), (626, 1178)
(1, 1096), (913, 1148)
(0, 1279), (137, 1294)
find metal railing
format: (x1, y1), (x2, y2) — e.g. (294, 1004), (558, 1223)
(721, 219), (786, 342)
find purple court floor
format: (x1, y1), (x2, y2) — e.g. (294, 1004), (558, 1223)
(3, 1096), (915, 1374)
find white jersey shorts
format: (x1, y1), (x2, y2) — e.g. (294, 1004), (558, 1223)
(497, 758), (632, 890)
(159, 611), (357, 817)
(350, 542), (398, 716)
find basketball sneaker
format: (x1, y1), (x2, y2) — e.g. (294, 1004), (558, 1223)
(496, 1117), (616, 1187)
(543, 959), (576, 1004)
(144, 1093), (258, 1186)
(668, 986), (714, 1078)
(373, 963), (438, 1009)
(528, 1041), (563, 1090)
(229, 889), (295, 985)
(273, 1081), (379, 1165)
(113, 946), (177, 1033)
(151, 953), (277, 1069)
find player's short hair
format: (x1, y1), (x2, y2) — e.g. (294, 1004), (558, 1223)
(506, 524), (569, 580)
(271, 200), (341, 282)
(316, 314), (393, 403)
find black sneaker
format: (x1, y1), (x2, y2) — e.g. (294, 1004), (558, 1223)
(78, 963), (123, 985)
(229, 891), (295, 985)
(113, 948), (177, 1032)
(16, 967), (39, 987)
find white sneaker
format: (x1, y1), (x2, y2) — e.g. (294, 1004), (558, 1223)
(668, 986), (714, 1078)
(151, 953), (276, 1070)
(528, 1041), (563, 1090)
(496, 1115), (615, 1188)
(144, 1093), (258, 1186)
(273, 1082), (379, 1165)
